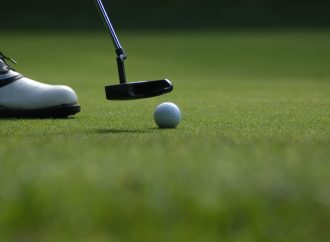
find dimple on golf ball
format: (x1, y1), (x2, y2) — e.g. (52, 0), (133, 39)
(154, 102), (181, 128)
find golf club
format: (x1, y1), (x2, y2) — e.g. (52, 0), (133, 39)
(95, 0), (173, 100)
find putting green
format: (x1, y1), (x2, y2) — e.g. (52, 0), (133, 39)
(0, 31), (330, 242)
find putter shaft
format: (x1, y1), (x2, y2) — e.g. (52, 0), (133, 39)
(95, 0), (125, 56)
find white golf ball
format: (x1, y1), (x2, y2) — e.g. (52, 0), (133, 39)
(154, 102), (181, 128)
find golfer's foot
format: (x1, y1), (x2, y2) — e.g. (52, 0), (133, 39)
(0, 52), (80, 118)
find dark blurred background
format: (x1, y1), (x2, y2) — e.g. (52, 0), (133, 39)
(1, 0), (330, 30)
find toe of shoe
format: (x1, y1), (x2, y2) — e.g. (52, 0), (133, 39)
(50, 85), (79, 106)
(0, 76), (79, 110)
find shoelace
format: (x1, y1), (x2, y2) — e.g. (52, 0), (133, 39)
(0, 52), (17, 73)
(0, 52), (17, 65)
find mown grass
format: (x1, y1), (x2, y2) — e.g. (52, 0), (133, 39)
(0, 30), (330, 242)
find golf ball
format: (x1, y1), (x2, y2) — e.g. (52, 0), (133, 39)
(154, 102), (181, 128)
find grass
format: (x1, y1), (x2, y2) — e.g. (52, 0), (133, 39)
(0, 30), (330, 242)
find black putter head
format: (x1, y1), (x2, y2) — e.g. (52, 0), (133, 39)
(105, 79), (173, 100)
(95, 0), (174, 102)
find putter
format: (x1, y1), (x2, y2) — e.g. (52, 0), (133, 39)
(95, 0), (173, 100)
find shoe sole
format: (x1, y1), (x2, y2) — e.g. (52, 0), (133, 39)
(0, 104), (80, 119)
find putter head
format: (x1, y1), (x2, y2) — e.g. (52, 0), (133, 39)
(105, 79), (173, 100)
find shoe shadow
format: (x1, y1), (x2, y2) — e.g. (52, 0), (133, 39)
(0, 117), (76, 120)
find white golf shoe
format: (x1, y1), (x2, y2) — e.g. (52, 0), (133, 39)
(0, 52), (80, 118)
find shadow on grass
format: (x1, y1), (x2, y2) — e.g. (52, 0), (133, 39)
(94, 127), (175, 134)
(95, 129), (155, 134)
(0, 117), (76, 121)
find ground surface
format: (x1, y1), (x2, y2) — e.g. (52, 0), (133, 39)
(1, 31), (330, 242)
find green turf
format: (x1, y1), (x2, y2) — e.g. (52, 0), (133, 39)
(1, 31), (330, 242)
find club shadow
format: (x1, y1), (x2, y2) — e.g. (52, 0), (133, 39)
(94, 128), (154, 134)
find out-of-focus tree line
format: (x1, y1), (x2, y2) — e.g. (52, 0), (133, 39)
(1, 0), (329, 30)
